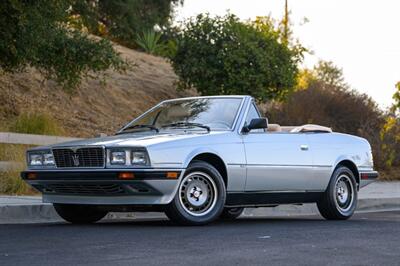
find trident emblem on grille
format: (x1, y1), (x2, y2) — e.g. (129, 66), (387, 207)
(72, 154), (80, 167)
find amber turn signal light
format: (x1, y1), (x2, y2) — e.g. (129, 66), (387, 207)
(166, 172), (178, 179)
(27, 172), (37, 179)
(118, 172), (135, 179)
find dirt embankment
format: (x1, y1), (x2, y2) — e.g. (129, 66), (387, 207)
(0, 44), (195, 137)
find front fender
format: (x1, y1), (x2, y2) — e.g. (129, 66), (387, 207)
(182, 147), (224, 168)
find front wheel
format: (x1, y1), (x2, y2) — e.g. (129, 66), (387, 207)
(54, 204), (107, 224)
(165, 161), (226, 225)
(317, 166), (358, 220)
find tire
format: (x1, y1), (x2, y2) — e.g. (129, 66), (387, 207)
(317, 166), (358, 220)
(54, 204), (107, 224)
(165, 161), (226, 225)
(220, 207), (244, 220)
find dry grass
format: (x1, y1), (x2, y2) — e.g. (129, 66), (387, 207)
(0, 171), (36, 195)
(0, 43), (196, 138)
(9, 112), (64, 136)
(0, 144), (36, 195)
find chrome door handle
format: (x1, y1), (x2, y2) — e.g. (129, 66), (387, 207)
(300, 145), (309, 151)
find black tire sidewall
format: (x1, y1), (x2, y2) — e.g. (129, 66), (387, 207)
(54, 204), (107, 224)
(166, 161), (226, 225)
(326, 167), (358, 218)
(220, 207), (244, 220)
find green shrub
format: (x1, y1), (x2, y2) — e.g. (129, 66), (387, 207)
(171, 14), (304, 102)
(135, 30), (162, 54)
(9, 113), (64, 136)
(156, 39), (178, 58)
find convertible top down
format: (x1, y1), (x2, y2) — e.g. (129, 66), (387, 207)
(22, 96), (378, 225)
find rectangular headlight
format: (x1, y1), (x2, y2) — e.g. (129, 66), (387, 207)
(131, 151), (148, 165)
(43, 153), (55, 166)
(107, 148), (150, 167)
(29, 154), (43, 166)
(110, 150), (126, 165)
(28, 150), (55, 167)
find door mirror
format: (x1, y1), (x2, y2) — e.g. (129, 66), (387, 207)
(242, 118), (268, 133)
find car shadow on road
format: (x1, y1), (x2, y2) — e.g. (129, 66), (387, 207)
(41, 214), (372, 229)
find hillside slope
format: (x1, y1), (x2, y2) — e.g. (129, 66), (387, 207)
(0, 44), (195, 137)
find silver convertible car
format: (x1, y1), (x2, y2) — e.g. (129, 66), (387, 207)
(22, 96), (378, 225)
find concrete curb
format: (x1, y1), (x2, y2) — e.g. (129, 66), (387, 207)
(1, 197), (399, 224)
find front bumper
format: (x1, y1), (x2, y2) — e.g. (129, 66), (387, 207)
(21, 169), (184, 205)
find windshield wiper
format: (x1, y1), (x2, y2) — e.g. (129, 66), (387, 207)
(117, 124), (159, 134)
(161, 122), (210, 132)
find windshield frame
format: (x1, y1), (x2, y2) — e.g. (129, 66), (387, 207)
(117, 96), (246, 134)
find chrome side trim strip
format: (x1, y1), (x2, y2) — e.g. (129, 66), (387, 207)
(227, 163), (332, 168)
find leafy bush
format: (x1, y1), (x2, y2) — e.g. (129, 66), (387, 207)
(171, 14), (304, 102)
(135, 30), (162, 54)
(380, 82), (400, 170)
(0, 0), (126, 89)
(72, 0), (183, 47)
(9, 112), (64, 136)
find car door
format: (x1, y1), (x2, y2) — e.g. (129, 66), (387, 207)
(242, 103), (314, 191)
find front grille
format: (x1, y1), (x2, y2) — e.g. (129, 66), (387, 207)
(34, 183), (125, 195)
(52, 147), (104, 168)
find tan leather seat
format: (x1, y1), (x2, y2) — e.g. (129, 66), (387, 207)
(267, 124), (282, 132)
(291, 124), (332, 133)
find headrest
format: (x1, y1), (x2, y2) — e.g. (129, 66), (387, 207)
(267, 124), (282, 132)
(291, 124), (332, 133)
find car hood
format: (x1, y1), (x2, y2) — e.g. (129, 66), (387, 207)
(31, 131), (227, 150)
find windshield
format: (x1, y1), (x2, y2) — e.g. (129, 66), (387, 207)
(120, 98), (243, 133)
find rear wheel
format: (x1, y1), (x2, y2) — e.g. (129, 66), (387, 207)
(317, 166), (357, 220)
(165, 161), (226, 225)
(220, 207), (244, 220)
(54, 204), (107, 224)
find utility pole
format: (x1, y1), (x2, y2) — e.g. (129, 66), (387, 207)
(282, 0), (289, 43)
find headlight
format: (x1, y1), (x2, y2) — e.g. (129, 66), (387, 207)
(43, 153), (55, 166)
(132, 151), (148, 165)
(110, 151), (126, 165)
(29, 154), (43, 166)
(107, 148), (150, 167)
(28, 151), (55, 167)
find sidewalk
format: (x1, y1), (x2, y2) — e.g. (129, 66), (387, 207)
(1, 182), (399, 224)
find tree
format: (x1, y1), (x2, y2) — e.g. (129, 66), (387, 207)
(393, 81), (400, 113)
(0, 0), (125, 90)
(313, 60), (347, 88)
(381, 81), (400, 170)
(171, 14), (303, 102)
(73, 0), (183, 47)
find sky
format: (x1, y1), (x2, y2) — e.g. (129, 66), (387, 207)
(175, 0), (400, 108)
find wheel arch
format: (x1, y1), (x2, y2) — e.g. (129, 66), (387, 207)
(185, 151), (228, 188)
(333, 159), (360, 186)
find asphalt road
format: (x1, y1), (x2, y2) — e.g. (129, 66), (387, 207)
(0, 211), (399, 266)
